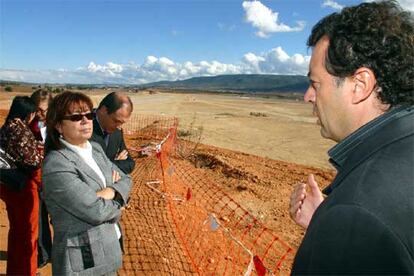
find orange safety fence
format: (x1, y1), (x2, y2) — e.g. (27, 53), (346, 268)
(120, 114), (294, 275)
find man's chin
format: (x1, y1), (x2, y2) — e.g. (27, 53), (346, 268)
(320, 129), (338, 142)
(316, 117), (321, 125)
(320, 127), (329, 139)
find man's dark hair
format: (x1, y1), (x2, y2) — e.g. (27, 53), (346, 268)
(98, 92), (133, 114)
(30, 88), (53, 107)
(4, 96), (36, 123)
(308, 0), (414, 106)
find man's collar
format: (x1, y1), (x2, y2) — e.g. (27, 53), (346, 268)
(328, 106), (408, 170)
(94, 111), (106, 136)
(323, 106), (414, 194)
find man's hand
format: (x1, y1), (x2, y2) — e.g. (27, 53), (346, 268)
(289, 174), (324, 229)
(96, 187), (115, 200)
(115, 149), (128, 160)
(112, 170), (121, 183)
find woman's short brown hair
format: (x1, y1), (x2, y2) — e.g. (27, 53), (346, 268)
(45, 91), (93, 153)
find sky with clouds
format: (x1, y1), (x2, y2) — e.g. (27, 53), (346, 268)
(0, 0), (412, 84)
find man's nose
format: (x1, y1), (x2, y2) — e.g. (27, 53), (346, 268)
(304, 87), (316, 103)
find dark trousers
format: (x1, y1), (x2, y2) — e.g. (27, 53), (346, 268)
(37, 198), (52, 268)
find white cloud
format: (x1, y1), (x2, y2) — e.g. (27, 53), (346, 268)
(399, 0), (414, 12)
(242, 0), (305, 38)
(0, 47), (310, 84)
(242, 47), (310, 75)
(364, 0), (413, 12)
(322, 0), (344, 10)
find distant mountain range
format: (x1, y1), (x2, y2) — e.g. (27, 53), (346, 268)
(1, 74), (309, 94)
(141, 74), (309, 93)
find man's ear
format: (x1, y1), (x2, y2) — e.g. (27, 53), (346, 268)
(101, 106), (108, 115)
(351, 67), (377, 104)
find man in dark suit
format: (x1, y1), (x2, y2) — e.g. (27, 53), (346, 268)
(91, 92), (135, 174)
(288, 1), (413, 275)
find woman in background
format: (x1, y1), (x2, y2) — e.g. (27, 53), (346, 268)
(0, 96), (44, 275)
(30, 89), (53, 268)
(43, 91), (131, 275)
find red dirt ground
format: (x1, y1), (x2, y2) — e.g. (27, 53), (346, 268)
(0, 109), (335, 275)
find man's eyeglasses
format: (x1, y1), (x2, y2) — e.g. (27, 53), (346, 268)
(63, 112), (94, 122)
(38, 107), (48, 114)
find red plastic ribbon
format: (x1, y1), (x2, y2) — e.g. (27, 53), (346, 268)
(253, 255), (266, 276)
(186, 187), (192, 201)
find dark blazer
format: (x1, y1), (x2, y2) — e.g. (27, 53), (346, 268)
(292, 107), (414, 275)
(42, 142), (131, 275)
(90, 118), (135, 174)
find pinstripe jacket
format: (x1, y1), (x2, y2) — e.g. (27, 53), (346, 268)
(42, 141), (131, 276)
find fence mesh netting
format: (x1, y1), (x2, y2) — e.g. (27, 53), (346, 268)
(119, 114), (294, 275)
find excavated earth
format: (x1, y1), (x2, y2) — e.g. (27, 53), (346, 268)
(0, 108), (335, 275)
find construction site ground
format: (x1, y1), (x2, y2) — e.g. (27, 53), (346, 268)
(0, 90), (335, 275)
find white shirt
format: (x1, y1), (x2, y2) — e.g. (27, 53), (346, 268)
(59, 138), (121, 238)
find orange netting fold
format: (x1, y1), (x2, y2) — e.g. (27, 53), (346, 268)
(121, 114), (294, 276)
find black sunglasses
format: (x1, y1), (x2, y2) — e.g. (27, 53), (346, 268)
(63, 112), (94, 122)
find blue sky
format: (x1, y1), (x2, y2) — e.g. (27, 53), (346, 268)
(0, 0), (412, 84)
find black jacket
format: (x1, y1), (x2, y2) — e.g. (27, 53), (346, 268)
(292, 107), (414, 275)
(90, 118), (135, 174)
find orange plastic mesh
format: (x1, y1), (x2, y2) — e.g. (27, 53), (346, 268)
(120, 114), (294, 275)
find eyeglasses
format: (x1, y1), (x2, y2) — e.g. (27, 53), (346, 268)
(63, 112), (94, 122)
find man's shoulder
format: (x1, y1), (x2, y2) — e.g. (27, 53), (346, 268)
(321, 135), (414, 242)
(355, 132), (413, 184)
(108, 128), (123, 141)
(332, 110), (414, 194)
(92, 118), (102, 135)
(333, 138), (413, 202)
(112, 128), (123, 135)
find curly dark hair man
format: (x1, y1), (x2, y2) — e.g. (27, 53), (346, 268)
(308, 0), (414, 106)
(288, 1), (414, 274)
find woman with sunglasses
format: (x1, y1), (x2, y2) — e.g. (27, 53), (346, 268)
(0, 96), (44, 276)
(42, 91), (131, 275)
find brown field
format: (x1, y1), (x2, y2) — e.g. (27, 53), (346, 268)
(0, 87), (336, 275)
(0, 87), (335, 169)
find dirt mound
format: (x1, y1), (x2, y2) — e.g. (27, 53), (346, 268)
(184, 143), (335, 248)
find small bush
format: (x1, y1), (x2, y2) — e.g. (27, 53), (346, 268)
(52, 87), (64, 94)
(4, 86), (12, 92)
(249, 112), (268, 117)
(178, 129), (192, 137)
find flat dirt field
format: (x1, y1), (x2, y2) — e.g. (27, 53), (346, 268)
(0, 88), (336, 275)
(0, 89), (335, 169)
